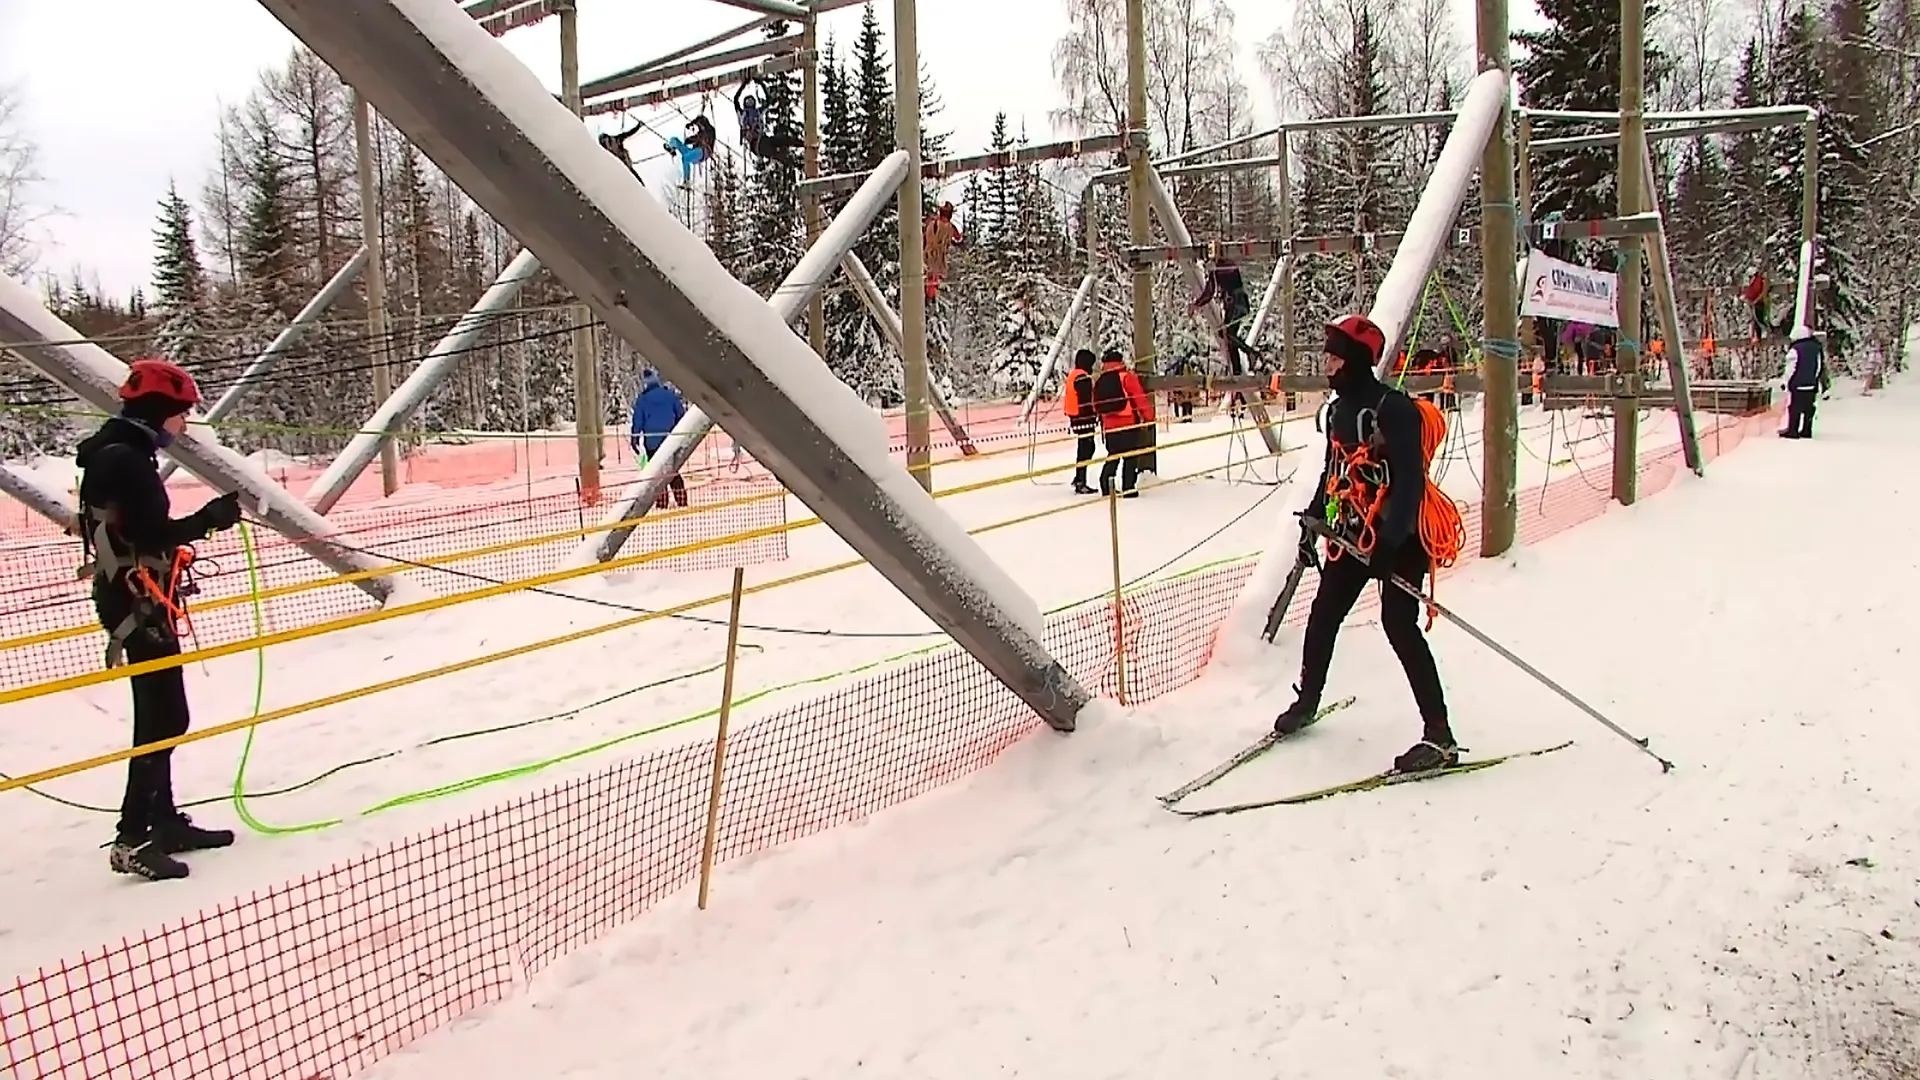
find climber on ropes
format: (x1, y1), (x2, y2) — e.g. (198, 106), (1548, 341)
(923, 202), (963, 302)
(598, 118), (648, 184)
(631, 368), (691, 508)
(74, 358), (243, 881)
(1063, 348), (1099, 495)
(664, 114), (718, 184)
(1271, 314), (1467, 774)
(733, 78), (803, 169)
(1779, 324), (1831, 439)
(1740, 266), (1772, 342)
(1190, 255), (1266, 376)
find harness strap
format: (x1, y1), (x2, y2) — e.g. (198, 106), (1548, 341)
(77, 503), (196, 668)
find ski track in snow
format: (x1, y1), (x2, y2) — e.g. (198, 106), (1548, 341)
(333, 385), (1920, 1080)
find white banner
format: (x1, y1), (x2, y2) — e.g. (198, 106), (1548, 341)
(1520, 249), (1620, 328)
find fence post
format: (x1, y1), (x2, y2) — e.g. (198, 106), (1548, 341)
(1108, 487), (1128, 705)
(697, 566), (748, 910)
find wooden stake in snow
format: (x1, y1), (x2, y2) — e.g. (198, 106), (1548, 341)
(698, 566), (748, 910)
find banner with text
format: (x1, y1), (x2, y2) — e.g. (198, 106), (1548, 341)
(1520, 249), (1620, 327)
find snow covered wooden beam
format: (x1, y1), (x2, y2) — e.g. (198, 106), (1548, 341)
(709, 0), (809, 19)
(581, 51), (814, 117)
(1531, 117), (1810, 153)
(1093, 110), (1457, 183)
(0, 273), (396, 602)
(582, 35), (797, 100)
(797, 133), (1129, 198)
(258, 0), (1087, 730)
(470, 0), (560, 36)
(0, 465), (78, 536)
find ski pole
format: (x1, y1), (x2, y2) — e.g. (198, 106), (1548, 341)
(1301, 515), (1673, 772)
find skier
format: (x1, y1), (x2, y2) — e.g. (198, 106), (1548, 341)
(733, 78), (803, 169)
(1779, 324), (1830, 439)
(1092, 347), (1153, 498)
(631, 368), (691, 508)
(1272, 315), (1461, 773)
(75, 357), (242, 881)
(1062, 348), (1098, 495)
(923, 203), (963, 302)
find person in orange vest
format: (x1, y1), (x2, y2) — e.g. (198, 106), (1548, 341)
(1091, 347), (1153, 498)
(1062, 348), (1099, 494)
(1272, 315), (1460, 773)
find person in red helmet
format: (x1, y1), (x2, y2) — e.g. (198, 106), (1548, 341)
(75, 357), (243, 881)
(1272, 315), (1457, 773)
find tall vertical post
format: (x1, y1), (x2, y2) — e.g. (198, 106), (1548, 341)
(895, 0), (932, 491)
(1476, 0), (1520, 556)
(1514, 108), (1535, 373)
(1798, 118), (1820, 328)
(1611, 0), (1646, 505)
(1276, 127), (1297, 392)
(1124, 0), (1153, 375)
(1082, 185), (1101, 348)
(802, 15), (827, 358)
(559, 0), (603, 498)
(353, 90), (400, 496)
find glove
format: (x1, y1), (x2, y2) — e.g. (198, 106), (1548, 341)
(1295, 522), (1320, 570)
(630, 436), (644, 454)
(197, 492), (242, 533)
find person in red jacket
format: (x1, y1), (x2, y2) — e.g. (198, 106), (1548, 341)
(1091, 347), (1153, 497)
(1739, 267), (1770, 342)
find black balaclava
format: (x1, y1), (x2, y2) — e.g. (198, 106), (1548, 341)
(120, 394), (192, 448)
(1101, 348), (1126, 366)
(1324, 325), (1380, 397)
(1073, 348), (1096, 371)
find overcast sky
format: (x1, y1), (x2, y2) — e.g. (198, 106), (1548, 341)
(0, 0), (1526, 299)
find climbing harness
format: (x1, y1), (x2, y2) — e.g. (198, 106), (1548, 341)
(76, 504), (201, 667)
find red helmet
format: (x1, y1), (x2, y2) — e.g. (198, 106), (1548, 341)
(938, 201), (955, 217)
(119, 357), (201, 408)
(1325, 314), (1386, 365)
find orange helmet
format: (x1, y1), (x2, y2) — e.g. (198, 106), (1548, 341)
(119, 357), (201, 409)
(1325, 314), (1386, 366)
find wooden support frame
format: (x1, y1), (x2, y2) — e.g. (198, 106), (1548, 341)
(797, 133), (1128, 198)
(1123, 213), (1663, 266)
(582, 51), (815, 116)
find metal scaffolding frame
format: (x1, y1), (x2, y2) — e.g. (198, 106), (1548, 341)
(261, 0), (1086, 729)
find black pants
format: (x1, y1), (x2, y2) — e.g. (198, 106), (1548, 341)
(1220, 304), (1254, 375)
(654, 474), (688, 507)
(1786, 388), (1818, 436)
(1071, 432), (1097, 486)
(1099, 426), (1142, 493)
(118, 623), (190, 841)
(746, 131), (803, 168)
(1299, 539), (1449, 738)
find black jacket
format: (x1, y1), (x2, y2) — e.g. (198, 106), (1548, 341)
(1785, 337), (1829, 393)
(76, 417), (220, 624)
(1308, 372), (1426, 551)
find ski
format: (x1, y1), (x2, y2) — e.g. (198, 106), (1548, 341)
(1165, 740), (1575, 818)
(1156, 695), (1356, 805)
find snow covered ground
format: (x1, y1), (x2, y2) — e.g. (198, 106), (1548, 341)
(0, 395), (1705, 989)
(320, 383), (1919, 1080)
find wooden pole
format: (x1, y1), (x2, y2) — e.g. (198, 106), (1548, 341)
(1610, 0), (1646, 505)
(352, 91), (400, 496)
(1476, 0), (1520, 557)
(1107, 486), (1127, 705)
(895, 0), (931, 492)
(1124, 0), (1153, 375)
(697, 566), (748, 911)
(802, 16), (827, 360)
(1083, 185), (1101, 349)
(1277, 128), (1297, 400)
(1799, 118), (1820, 329)
(559, 0), (603, 500)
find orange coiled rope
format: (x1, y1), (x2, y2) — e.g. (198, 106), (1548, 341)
(1411, 398), (1466, 629)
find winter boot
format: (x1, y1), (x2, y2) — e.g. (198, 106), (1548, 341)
(1392, 738), (1461, 773)
(109, 838), (189, 881)
(1072, 480), (1096, 495)
(672, 486), (689, 508)
(1271, 686), (1323, 736)
(1777, 428), (1802, 439)
(153, 814), (234, 855)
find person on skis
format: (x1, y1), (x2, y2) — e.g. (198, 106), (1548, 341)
(631, 367), (691, 508)
(733, 78), (803, 169)
(76, 358), (242, 881)
(1779, 324), (1830, 439)
(923, 202), (963, 302)
(1062, 348), (1099, 495)
(1272, 315), (1458, 773)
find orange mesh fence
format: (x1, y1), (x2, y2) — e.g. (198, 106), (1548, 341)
(0, 466), (787, 692)
(0, 402), (1778, 1080)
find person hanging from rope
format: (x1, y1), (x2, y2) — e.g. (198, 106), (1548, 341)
(1779, 324), (1831, 439)
(1270, 314), (1468, 774)
(733, 77), (803, 169)
(1189, 255), (1267, 376)
(598, 117), (648, 185)
(923, 202), (963, 302)
(1062, 348), (1099, 495)
(664, 114), (717, 185)
(74, 358), (243, 881)
(1740, 266), (1772, 342)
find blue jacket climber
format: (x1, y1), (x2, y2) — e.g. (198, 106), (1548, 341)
(629, 369), (687, 457)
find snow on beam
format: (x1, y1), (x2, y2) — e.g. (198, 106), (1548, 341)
(472, 0), (558, 36)
(582, 36), (796, 100)
(267, 0), (1086, 728)
(1140, 167), (1284, 455)
(159, 246), (369, 484)
(1019, 271), (1097, 425)
(306, 248), (541, 515)
(579, 154), (914, 568)
(1522, 105), (1813, 125)
(797, 134), (1130, 198)
(0, 464), (77, 536)
(0, 273), (396, 602)
(581, 52), (815, 117)
(1093, 111), (1456, 183)
(1531, 117), (1807, 153)
(838, 252), (976, 453)
(709, 0), (809, 18)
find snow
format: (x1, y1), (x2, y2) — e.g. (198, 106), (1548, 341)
(325, 381), (1920, 1080)
(393, 0), (1045, 644)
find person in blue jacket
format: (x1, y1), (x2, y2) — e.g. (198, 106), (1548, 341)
(630, 368), (690, 508)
